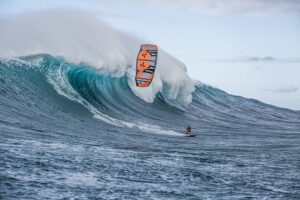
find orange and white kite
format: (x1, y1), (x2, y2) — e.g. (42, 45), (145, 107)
(135, 44), (158, 87)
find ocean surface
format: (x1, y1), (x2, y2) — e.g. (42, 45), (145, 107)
(0, 55), (300, 199)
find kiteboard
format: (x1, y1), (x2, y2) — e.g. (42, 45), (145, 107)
(135, 44), (158, 87)
(185, 134), (197, 137)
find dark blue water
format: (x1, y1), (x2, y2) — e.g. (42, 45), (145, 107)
(1, 55), (300, 199)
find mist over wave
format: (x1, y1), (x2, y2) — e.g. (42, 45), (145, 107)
(0, 10), (194, 103)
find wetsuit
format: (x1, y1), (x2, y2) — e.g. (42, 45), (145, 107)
(187, 127), (192, 135)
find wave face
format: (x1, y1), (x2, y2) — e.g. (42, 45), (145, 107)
(1, 11), (300, 199)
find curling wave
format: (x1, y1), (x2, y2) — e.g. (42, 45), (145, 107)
(1, 54), (299, 137)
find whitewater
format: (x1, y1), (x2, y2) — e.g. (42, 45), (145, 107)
(0, 11), (300, 199)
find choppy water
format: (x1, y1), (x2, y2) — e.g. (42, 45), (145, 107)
(1, 55), (300, 199)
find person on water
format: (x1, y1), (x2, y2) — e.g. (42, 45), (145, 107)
(186, 125), (192, 135)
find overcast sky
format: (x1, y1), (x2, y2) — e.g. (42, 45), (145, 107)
(1, 0), (300, 110)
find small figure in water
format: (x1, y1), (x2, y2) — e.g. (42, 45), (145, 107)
(186, 125), (192, 135)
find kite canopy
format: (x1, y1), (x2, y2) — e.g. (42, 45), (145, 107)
(135, 44), (158, 87)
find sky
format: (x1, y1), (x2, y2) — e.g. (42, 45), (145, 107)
(1, 0), (300, 110)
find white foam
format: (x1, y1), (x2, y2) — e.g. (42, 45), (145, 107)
(94, 112), (183, 137)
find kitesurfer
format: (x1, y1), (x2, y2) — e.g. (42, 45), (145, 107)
(186, 125), (192, 135)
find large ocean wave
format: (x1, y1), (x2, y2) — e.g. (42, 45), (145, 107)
(1, 54), (299, 137)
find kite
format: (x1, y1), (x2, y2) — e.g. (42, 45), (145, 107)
(135, 44), (158, 87)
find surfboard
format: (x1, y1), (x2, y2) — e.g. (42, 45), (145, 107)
(185, 134), (196, 137)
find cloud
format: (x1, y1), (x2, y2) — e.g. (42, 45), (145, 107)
(113, 0), (300, 13)
(265, 86), (298, 93)
(202, 56), (300, 63)
(236, 56), (300, 63)
(239, 56), (278, 62)
(275, 86), (298, 93)
(2, 0), (300, 15)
